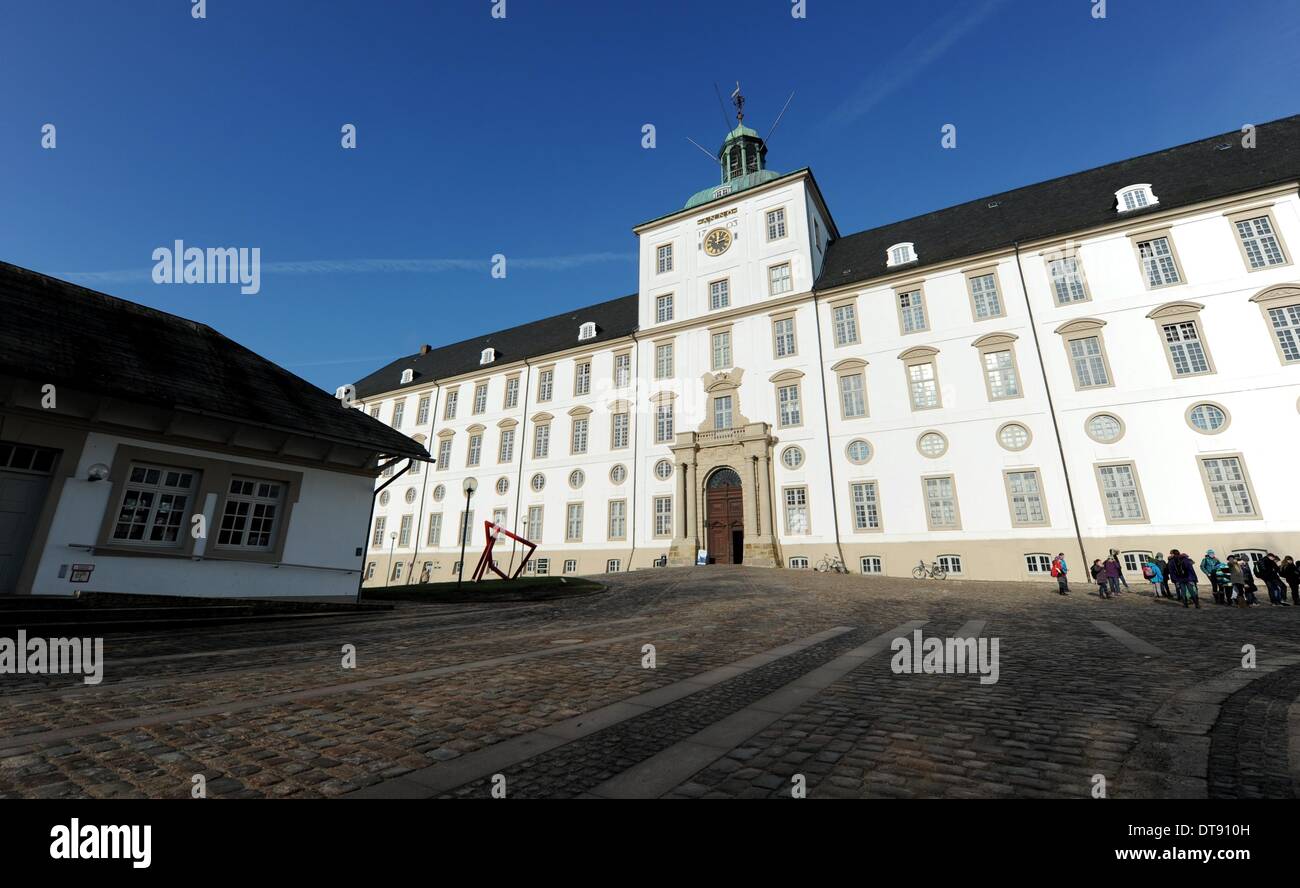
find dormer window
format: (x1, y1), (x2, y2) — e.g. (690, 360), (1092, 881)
(578, 322), (597, 341)
(1116, 184), (1158, 212)
(480, 347), (496, 365)
(887, 242), (917, 267)
(400, 368), (414, 384)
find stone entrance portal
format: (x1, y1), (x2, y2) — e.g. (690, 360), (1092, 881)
(705, 467), (744, 564)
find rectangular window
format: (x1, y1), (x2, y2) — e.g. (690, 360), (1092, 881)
(426, 513), (442, 547)
(655, 404), (674, 443)
(656, 243), (673, 274)
(1162, 321), (1210, 376)
(1097, 463), (1144, 522)
(371, 516), (386, 548)
(615, 353), (631, 387)
(655, 294), (674, 323)
(217, 478), (283, 548)
(1048, 256), (1088, 304)
(655, 343), (673, 379)
(466, 434), (482, 466)
(571, 417), (589, 455)
(457, 510), (475, 545)
(924, 476), (959, 529)
(537, 369), (554, 402)
(784, 486), (810, 535)
(908, 361), (939, 409)
(608, 500), (626, 540)
(365, 562), (375, 580)
(442, 391), (457, 421)
(1122, 551), (1153, 573)
(526, 505), (543, 541)
(968, 273), (1002, 319)
(566, 503), (584, 541)
(1005, 470), (1046, 526)
(711, 331), (732, 370)
(504, 377), (520, 409)
(369, 405), (381, 419)
(492, 507), (507, 528)
(713, 395), (733, 430)
(850, 481), (880, 531)
(606, 559), (622, 573)
(1200, 456), (1257, 517)
(1026, 554), (1051, 574)
(983, 349), (1020, 399)
(898, 290), (927, 333)
(498, 428), (515, 463)
(832, 304), (858, 345)
(472, 383), (488, 415)
(533, 424), (550, 459)
(397, 514), (412, 547)
(777, 384), (801, 427)
(1068, 336), (1110, 388)
(768, 262), (792, 296)
(653, 496), (673, 537)
(709, 279), (730, 310)
(111, 464), (197, 547)
(574, 361), (591, 396)
(416, 395), (431, 425)
(436, 439), (452, 471)
(392, 400), (405, 428)
(839, 373), (866, 418)
(1137, 236), (1182, 287)
(1267, 303), (1300, 362)
(563, 559), (577, 575)
(938, 555), (962, 575)
(408, 459), (421, 476)
(766, 207), (787, 241)
(1235, 216), (1286, 268)
(860, 556), (882, 574)
(392, 562), (403, 581)
(773, 317), (796, 357)
(611, 412), (629, 449)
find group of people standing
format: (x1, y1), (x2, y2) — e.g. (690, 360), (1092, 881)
(1049, 549), (1300, 609)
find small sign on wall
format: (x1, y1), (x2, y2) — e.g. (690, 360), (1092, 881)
(696, 548), (708, 566)
(69, 564), (95, 583)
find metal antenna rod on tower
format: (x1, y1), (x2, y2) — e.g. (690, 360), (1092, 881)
(686, 136), (724, 167)
(764, 90), (796, 145)
(713, 82), (733, 133)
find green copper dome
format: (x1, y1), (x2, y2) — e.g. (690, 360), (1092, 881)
(684, 121), (780, 209)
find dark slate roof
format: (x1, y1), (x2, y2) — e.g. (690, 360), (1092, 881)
(0, 261), (426, 460)
(354, 293), (639, 399)
(815, 114), (1300, 292)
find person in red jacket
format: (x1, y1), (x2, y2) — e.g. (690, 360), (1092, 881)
(1050, 553), (1069, 596)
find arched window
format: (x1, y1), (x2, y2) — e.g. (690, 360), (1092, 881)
(707, 467), (742, 489)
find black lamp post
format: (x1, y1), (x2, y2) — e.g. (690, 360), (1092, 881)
(457, 476), (478, 591)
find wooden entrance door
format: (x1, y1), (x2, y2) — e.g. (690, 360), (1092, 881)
(705, 467), (743, 564)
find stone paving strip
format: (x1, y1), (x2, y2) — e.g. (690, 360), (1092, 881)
(1090, 620), (1166, 657)
(344, 625), (858, 798)
(586, 620), (928, 799)
(0, 626), (687, 751)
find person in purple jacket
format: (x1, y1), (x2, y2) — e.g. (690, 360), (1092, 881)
(1167, 549), (1201, 610)
(1103, 555), (1123, 598)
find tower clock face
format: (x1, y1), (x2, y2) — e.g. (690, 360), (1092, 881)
(703, 227), (732, 256)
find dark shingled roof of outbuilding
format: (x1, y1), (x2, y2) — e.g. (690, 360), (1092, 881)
(353, 293), (639, 399)
(814, 114), (1300, 292)
(0, 261), (426, 460)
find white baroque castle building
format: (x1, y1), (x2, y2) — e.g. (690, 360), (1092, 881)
(353, 111), (1300, 586)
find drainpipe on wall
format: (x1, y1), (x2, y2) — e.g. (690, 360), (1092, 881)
(507, 358), (532, 576)
(405, 385), (441, 584)
(810, 290), (848, 570)
(1013, 241), (1089, 576)
(626, 332), (640, 570)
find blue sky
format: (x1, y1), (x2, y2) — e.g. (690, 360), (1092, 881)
(3, 0), (1297, 391)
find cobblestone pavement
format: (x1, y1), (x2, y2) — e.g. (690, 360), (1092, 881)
(1, 567), (1298, 799)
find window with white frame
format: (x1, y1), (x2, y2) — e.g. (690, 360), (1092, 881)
(784, 486), (810, 535)
(606, 559), (622, 573)
(655, 343), (673, 379)
(968, 273), (1002, 319)
(416, 395), (431, 425)
(654, 459), (673, 481)
(526, 505), (543, 540)
(397, 514), (412, 547)
(569, 470), (585, 490)
(534, 557), (550, 576)
(839, 372), (866, 418)
(1234, 215), (1287, 268)
(611, 412), (629, 449)
(563, 559), (577, 574)
(983, 349), (1020, 399)
(392, 561), (403, 581)
(1067, 335), (1110, 388)
(1188, 403), (1227, 433)
(111, 464), (197, 546)
(1161, 321), (1211, 376)
(777, 384), (802, 427)
(860, 556), (883, 574)
(653, 495), (673, 537)
(578, 322), (596, 341)
(436, 439), (452, 471)
(907, 361), (939, 409)
(216, 477), (285, 550)
(1025, 554), (1051, 574)
(790, 556), (810, 569)
(392, 400), (406, 428)
(571, 417), (589, 454)
(924, 476), (958, 529)
(480, 347), (495, 365)
(565, 503), (584, 541)
(401, 369), (413, 384)
(575, 361), (591, 396)
(938, 554), (963, 575)
(887, 243), (916, 266)
(369, 404), (381, 419)
(655, 403), (674, 443)
(1122, 551), (1153, 573)
(773, 317), (796, 357)
(495, 476), (509, 495)
(1266, 302), (1300, 362)
(1117, 185), (1156, 212)
(498, 428), (515, 462)
(781, 446), (804, 469)
(442, 391), (457, 421)
(537, 369), (554, 402)
(768, 262), (792, 296)
(1200, 456), (1257, 517)
(850, 481), (880, 531)
(608, 500), (626, 539)
(1048, 256), (1088, 304)
(472, 384), (488, 415)
(1097, 463), (1144, 522)
(610, 464), (627, 484)
(426, 513), (442, 547)
(504, 377), (519, 409)
(365, 562), (376, 580)
(457, 510), (475, 545)
(656, 243), (673, 274)
(371, 515), (386, 547)
(655, 294), (674, 323)
(1005, 470), (1046, 526)
(711, 331), (732, 370)
(832, 304), (858, 346)
(713, 394), (734, 430)
(709, 279), (730, 310)
(533, 424), (550, 459)
(898, 289), (927, 333)
(466, 433), (482, 466)
(766, 207), (787, 241)
(615, 353), (631, 387)
(1136, 235), (1182, 287)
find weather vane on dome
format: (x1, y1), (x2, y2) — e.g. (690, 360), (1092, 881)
(730, 81), (745, 124)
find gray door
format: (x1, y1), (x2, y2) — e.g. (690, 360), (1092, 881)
(0, 470), (52, 593)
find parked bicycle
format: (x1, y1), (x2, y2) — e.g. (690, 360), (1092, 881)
(814, 554), (849, 574)
(912, 559), (948, 580)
